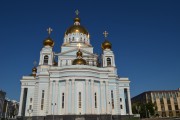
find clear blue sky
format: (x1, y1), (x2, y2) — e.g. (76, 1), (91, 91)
(0, 0), (180, 101)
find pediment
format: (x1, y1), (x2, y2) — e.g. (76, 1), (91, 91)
(56, 48), (98, 57)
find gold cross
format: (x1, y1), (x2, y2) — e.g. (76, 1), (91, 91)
(47, 27), (53, 35)
(103, 31), (108, 38)
(33, 61), (37, 67)
(77, 43), (82, 49)
(75, 10), (79, 16)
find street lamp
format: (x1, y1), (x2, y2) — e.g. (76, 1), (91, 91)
(136, 106), (141, 120)
(27, 109), (33, 120)
(109, 102), (112, 120)
(51, 103), (56, 120)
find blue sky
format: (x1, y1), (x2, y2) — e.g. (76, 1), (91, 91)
(0, 0), (180, 101)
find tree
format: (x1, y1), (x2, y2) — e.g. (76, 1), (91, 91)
(132, 102), (156, 118)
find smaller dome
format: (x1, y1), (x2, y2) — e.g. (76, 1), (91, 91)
(72, 58), (86, 65)
(72, 49), (86, 65)
(43, 37), (54, 47)
(32, 67), (37, 72)
(101, 40), (112, 50)
(76, 50), (82, 57)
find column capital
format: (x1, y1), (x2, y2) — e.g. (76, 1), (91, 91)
(66, 79), (69, 84)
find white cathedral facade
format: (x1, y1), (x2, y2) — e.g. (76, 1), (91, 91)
(18, 12), (132, 120)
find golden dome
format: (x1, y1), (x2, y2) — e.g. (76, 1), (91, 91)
(72, 58), (86, 65)
(32, 67), (37, 72)
(43, 37), (54, 47)
(65, 17), (89, 35)
(76, 50), (82, 57)
(72, 49), (86, 65)
(101, 40), (112, 50)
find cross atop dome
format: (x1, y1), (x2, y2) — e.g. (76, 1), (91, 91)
(47, 27), (53, 36)
(103, 31), (108, 38)
(33, 60), (37, 67)
(77, 43), (82, 49)
(75, 10), (79, 16)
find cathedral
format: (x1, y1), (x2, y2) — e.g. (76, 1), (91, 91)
(18, 11), (132, 120)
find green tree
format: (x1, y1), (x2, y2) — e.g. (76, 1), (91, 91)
(132, 102), (156, 118)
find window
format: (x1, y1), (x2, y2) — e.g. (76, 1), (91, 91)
(124, 88), (129, 114)
(62, 93), (64, 108)
(95, 93), (97, 108)
(167, 98), (171, 104)
(111, 90), (114, 109)
(168, 105), (172, 110)
(175, 105), (179, 110)
(120, 105), (123, 109)
(41, 90), (45, 110)
(120, 98), (122, 102)
(79, 92), (81, 108)
(44, 55), (48, 65)
(30, 98), (32, 103)
(29, 105), (32, 109)
(174, 97), (178, 104)
(107, 58), (111, 66)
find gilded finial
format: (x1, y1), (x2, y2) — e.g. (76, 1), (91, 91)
(33, 60), (37, 67)
(75, 10), (79, 16)
(47, 27), (53, 36)
(77, 43), (82, 49)
(103, 31), (109, 38)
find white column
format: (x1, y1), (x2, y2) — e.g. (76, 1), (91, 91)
(65, 80), (69, 114)
(85, 79), (89, 114)
(127, 88), (132, 115)
(71, 79), (75, 114)
(18, 87), (24, 116)
(91, 80), (94, 114)
(105, 81), (110, 114)
(48, 81), (53, 115)
(100, 81), (104, 114)
(55, 81), (58, 114)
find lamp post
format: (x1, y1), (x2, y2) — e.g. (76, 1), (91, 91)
(136, 105), (141, 120)
(109, 102), (112, 120)
(51, 103), (56, 120)
(27, 109), (33, 120)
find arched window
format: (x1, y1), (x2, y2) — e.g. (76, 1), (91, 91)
(44, 55), (48, 65)
(107, 58), (111, 66)
(111, 90), (114, 109)
(62, 93), (64, 108)
(79, 92), (81, 108)
(95, 92), (97, 108)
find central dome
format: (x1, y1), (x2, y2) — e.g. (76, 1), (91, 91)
(65, 17), (89, 35)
